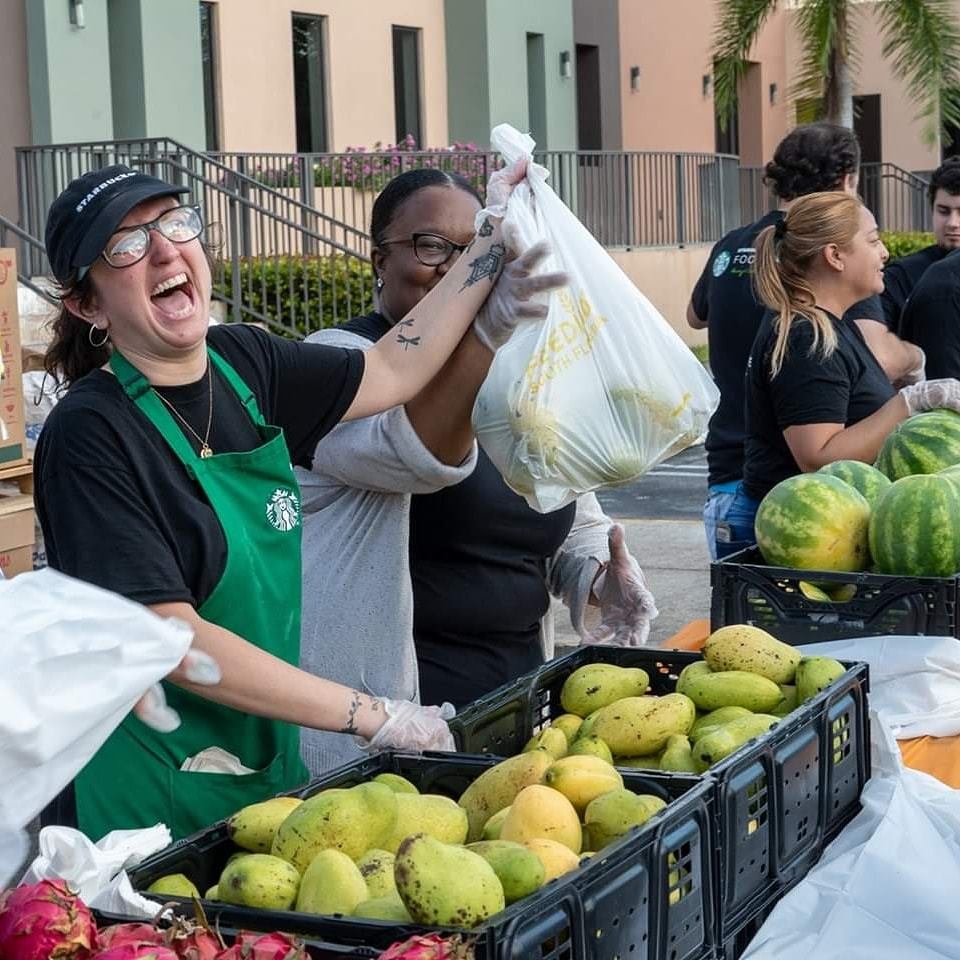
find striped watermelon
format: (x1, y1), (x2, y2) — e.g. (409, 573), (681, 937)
(869, 473), (960, 576)
(755, 473), (871, 572)
(817, 460), (892, 507)
(940, 463), (960, 487)
(875, 409), (960, 480)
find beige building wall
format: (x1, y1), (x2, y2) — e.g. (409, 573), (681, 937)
(0, 0), (32, 221)
(212, 0), (448, 153)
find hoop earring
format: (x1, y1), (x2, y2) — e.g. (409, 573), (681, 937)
(88, 325), (110, 348)
(376, 275), (384, 291)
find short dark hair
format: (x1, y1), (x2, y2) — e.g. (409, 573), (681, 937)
(928, 157), (960, 204)
(370, 169), (483, 246)
(763, 122), (861, 201)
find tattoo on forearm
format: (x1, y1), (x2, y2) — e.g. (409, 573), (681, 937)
(397, 333), (421, 349)
(460, 242), (506, 291)
(339, 690), (362, 734)
(478, 217), (494, 237)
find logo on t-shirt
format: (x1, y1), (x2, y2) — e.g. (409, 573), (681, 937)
(712, 251), (731, 277)
(265, 488), (300, 532)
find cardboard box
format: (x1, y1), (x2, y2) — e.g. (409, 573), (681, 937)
(0, 493), (35, 578)
(0, 248), (26, 465)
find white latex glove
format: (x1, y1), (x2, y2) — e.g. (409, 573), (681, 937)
(900, 346), (926, 386)
(582, 525), (659, 647)
(132, 649), (222, 733)
(480, 157), (528, 223)
(900, 377), (960, 416)
(473, 242), (569, 351)
(363, 699), (456, 753)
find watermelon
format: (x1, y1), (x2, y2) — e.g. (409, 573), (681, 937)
(869, 473), (960, 577)
(940, 463), (960, 487)
(755, 473), (871, 572)
(875, 409), (960, 480)
(817, 460), (892, 507)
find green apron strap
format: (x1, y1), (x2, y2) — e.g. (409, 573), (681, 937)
(209, 347), (266, 427)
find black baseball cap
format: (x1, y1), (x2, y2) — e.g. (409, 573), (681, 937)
(45, 164), (189, 285)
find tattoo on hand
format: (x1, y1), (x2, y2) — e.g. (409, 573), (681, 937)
(339, 691), (362, 735)
(460, 243), (506, 291)
(478, 217), (494, 237)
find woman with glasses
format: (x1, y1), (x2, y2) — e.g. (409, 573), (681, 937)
(298, 169), (656, 775)
(33, 163), (521, 840)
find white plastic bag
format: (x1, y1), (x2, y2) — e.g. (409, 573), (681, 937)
(472, 124), (719, 513)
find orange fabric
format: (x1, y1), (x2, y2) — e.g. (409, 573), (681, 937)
(898, 735), (960, 789)
(661, 619), (710, 651)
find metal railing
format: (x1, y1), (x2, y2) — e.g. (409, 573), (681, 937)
(739, 162), (932, 232)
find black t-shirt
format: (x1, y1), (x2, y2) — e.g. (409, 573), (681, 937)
(691, 210), (876, 486)
(409, 450), (576, 710)
(742, 311), (895, 501)
(882, 244), (946, 334)
(35, 323), (364, 608)
(899, 250), (960, 378)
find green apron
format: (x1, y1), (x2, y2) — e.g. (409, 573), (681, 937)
(73, 347), (309, 841)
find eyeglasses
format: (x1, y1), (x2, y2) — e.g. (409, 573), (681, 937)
(99, 205), (205, 271)
(378, 232), (471, 267)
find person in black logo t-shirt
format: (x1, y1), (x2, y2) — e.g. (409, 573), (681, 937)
(734, 192), (960, 549)
(688, 122), (922, 559)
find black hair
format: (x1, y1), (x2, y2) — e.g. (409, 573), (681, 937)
(928, 157), (960, 204)
(370, 169), (483, 247)
(763, 122), (861, 201)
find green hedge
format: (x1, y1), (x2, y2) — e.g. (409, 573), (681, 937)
(214, 255), (374, 337)
(881, 231), (934, 259)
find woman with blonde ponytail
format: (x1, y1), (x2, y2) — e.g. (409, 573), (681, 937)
(721, 191), (960, 552)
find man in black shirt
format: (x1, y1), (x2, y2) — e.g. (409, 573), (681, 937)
(688, 122), (921, 559)
(900, 249), (960, 378)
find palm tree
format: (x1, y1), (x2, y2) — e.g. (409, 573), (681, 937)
(712, 0), (960, 144)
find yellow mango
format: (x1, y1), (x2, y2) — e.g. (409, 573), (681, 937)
(499, 784), (582, 853)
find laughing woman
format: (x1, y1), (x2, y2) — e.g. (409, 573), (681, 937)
(34, 163), (519, 840)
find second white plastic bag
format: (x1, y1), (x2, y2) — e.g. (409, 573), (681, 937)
(472, 124), (719, 513)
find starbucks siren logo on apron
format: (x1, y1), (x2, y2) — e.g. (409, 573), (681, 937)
(266, 488), (300, 532)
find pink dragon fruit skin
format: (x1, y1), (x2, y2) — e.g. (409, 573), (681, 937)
(379, 934), (474, 960)
(215, 931), (307, 960)
(98, 924), (166, 949)
(163, 920), (222, 960)
(92, 945), (180, 960)
(0, 879), (99, 960)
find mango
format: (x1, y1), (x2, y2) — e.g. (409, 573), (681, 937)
(583, 790), (666, 851)
(373, 773), (420, 795)
(226, 796), (303, 854)
(296, 849), (368, 916)
(500, 784), (582, 853)
(799, 581), (832, 602)
(523, 727), (568, 759)
(659, 734), (697, 773)
(521, 838), (581, 882)
(382, 793), (469, 854)
(203, 884), (219, 900)
(675, 660), (712, 696)
(591, 693), (695, 756)
(559, 664), (649, 717)
(482, 807), (510, 841)
(352, 891), (413, 921)
(458, 751), (553, 842)
(272, 782), (398, 871)
(577, 709), (603, 740)
(704, 625), (802, 684)
(395, 834), (505, 928)
(466, 841), (546, 904)
(567, 735), (614, 764)
(614, 754), (661, 769)
(551, 714), (584, 743)
(692, 714), (779, 772)
(681, 670), (782, 713)
(219, 854), (299, 910)
(689, 706), (753, 741)
(796, 656), (846, 704)
(146, 873), (200, 899)
(355, 848), (396, 898)
(772, 684), (798, 717)
(544, 755), (623, 813)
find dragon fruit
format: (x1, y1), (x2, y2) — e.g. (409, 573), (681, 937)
(163, 917), (223, 960)
(379, 934), (475, 960)
(0, 879), (98, 960)
(98, 924), (166, 949)
(215, 931), (307, 960)
(92, 946), (179, 960)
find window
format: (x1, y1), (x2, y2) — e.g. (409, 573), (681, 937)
(526, 33), (547, 150)
(199, 2), (220, 151)
(393, 26), (422, 146)
(292, 14), (329, 153)
(714, 103), (739, 156)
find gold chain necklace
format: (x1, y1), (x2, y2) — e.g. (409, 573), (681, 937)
(152, 362), (214, 458)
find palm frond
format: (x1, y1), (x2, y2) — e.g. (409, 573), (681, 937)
(711, 0), (779, 129)
(790, 0), (859, 122)
(878, 0), (960, 144)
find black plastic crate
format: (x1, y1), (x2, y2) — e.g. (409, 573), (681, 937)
(449, 646), (870, 943)
(711, 545), (960, 644)
(127, 752), (716, 960)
